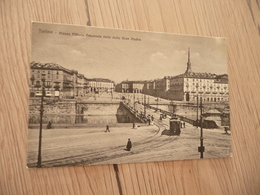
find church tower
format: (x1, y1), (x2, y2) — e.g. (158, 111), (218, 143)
(185, 48), (192, 74)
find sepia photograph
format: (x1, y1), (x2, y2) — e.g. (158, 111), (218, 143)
(27, 22), (231, 168)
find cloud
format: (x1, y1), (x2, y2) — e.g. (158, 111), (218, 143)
(150, 52), (168, 64)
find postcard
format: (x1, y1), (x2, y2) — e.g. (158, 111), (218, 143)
(27, 22), (231, 168)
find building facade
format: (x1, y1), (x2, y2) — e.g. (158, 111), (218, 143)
(30, 62), (114, 99)
(87, 78), (115, 93)
(30, 62), (75, 98)
(115, 80), (145, 93)
(139, 48), (229, 102)
(166, 49), (229, 102)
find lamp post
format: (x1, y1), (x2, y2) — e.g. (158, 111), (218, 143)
(37, 74), (46, 168)
(198, 97), (205, 158)
(196, 95), (199, 128)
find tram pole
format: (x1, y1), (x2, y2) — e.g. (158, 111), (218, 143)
(198, 97), (204, 158)
(196, 95), (199, 128)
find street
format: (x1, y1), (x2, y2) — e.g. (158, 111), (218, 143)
(27, 107), (231, 168)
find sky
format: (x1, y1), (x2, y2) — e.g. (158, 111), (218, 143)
(32, 22), (227, 83)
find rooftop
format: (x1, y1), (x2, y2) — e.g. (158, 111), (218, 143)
(31, 61), (72, 74)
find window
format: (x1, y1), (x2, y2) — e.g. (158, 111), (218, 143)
(36, 81), (40, 87)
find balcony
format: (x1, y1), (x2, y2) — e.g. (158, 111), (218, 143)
(63, 80), (73, 84)
(63, 83), (74, 88)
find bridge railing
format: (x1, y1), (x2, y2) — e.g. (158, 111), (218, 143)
(121, 102), (146, 123)
(123, 102), (197, 125)
(147, 105), (196, 125)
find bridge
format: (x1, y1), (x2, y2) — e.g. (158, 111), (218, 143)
(121, 101), (197, 126)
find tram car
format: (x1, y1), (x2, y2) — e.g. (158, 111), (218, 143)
(169, 117), (181, 135)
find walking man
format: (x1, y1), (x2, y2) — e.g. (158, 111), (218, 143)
(105, 125), (110, 132)
(126, 138), (132, 151)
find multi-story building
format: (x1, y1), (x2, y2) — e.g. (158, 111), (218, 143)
(167, 49), (229, 102)
(115, 80), (145, 93)
(30, 62), (114, 99)
(74, 73), (86, 97)
(143, 77), (170, 99)
(142, 49), (229, 102)
(87, 78), (115, 93)
(30, 62), (75, 98)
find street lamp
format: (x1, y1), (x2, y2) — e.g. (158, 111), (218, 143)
(37, 74), (46, 168)
(198, 97), (205, 158)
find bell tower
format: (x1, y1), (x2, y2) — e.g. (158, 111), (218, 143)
(185, 48), (192, 74)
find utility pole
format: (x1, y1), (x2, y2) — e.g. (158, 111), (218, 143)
(198, 97), (205, 158)
(37, 74), (46, 168)
(144, 94), (146, 117)
(197, 95), (199, 128)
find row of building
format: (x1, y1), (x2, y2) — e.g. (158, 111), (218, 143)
(30, 62), (115, 98)
(115, 49), (229, 102)
(30, 49), (229, 102)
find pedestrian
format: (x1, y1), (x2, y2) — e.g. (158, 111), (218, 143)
(183, 122), (185, 128)
(126, 138), (132, 151)
(148, 118), (151, 125)
(105, 125), (110, 132)
(133, 123), (135, 129)
(46, 121), (52, 129)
